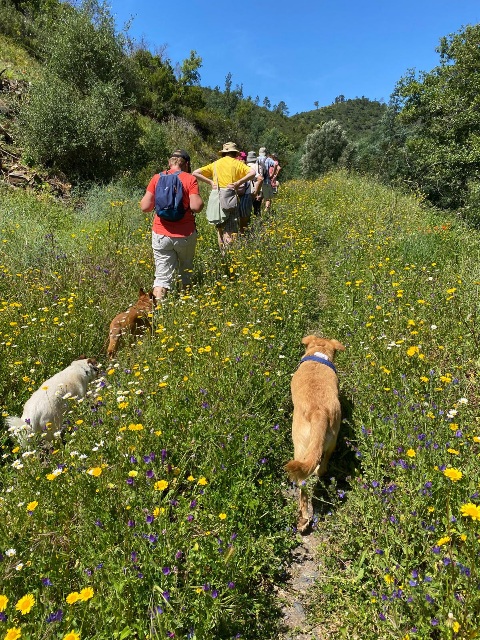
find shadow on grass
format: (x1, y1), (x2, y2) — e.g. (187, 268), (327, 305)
(311, 389), (359, 523)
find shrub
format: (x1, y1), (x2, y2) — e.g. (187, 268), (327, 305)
(300, 119), (349, 178)
(20, 74), (141, 179)
(17, 0), (141, 181)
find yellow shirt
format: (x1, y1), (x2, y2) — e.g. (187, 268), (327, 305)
(197, 156), (251, 188)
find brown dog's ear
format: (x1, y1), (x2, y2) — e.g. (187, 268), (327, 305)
(139, 287), (146, 295)
(149, 290), (156, 300)
(301, 335), (317, 347)
(330, 339), (346, 352)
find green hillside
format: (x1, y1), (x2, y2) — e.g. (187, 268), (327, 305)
(291, 96), (387, 141)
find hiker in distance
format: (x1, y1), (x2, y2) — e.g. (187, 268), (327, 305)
(193, 142), (255, 252)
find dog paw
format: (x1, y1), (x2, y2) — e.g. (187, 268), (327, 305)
(296, 517), (311, 534)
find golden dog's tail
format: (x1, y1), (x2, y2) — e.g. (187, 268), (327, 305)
(284, 458), (318, 482)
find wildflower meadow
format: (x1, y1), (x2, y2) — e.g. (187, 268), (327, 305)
(1, 171), (479, 639)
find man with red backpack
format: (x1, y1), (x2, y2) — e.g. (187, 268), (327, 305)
(140, 149), (203, 302)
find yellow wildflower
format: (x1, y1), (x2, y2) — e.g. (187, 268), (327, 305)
(78, 587), (94, 601)
(460, 502), (480, 521)
(15, 593), (35, 614)
(66, 592), (80, 604)
(0, 594), (8, 611)
(86, 467), (102, 477)
(444, 468), (462, 482)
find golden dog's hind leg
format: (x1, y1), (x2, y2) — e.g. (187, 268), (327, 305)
(298, 486), (310, 533)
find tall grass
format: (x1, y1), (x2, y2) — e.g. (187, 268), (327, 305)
(1, 172), (479, 639)
(0, 177), (322, 640)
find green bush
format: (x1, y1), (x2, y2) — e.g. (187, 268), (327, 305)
(20, 74), (141, 179)
(17, 0), (141, 181)
(300, 120), (349, 178)
(460, 179), (480, 229)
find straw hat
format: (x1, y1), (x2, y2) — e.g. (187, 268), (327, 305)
(219, 141), (240, 154)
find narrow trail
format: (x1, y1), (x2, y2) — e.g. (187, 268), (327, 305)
(277, 527), (325, 640)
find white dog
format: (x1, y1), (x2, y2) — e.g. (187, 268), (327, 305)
(6, 357), (99, 444)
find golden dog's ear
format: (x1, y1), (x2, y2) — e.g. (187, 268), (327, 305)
(330, 339), (346, 352)
(149, 290), (155, 300)
(301, 335), (318, 347)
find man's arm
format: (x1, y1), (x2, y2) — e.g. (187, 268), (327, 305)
(192, 168), (216, 189)
(227, 168), (255, 190)
(252, 175), (264, 197)
(190, 193), (203, 213)
(140, 190), (155, 212)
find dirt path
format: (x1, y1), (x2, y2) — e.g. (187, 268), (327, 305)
(276, 522), (325, 640)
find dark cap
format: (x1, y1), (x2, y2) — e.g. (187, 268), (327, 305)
(171, 149), (190, 162)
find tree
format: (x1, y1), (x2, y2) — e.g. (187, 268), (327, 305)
(314, 101), (319, 109)
(19, 0), (141, 180)
(178, 49), (202, 86)
(132, 47), (180, 120)
(394, 24), (480, 210)
(300, 119), (349, 178)
(263, 96), (271, 109)
(335, 95), (346, 103)
(273, 100), (289, 116)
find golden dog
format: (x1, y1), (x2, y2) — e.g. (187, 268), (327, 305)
(107, 289), (155, 359)
(285, 335), (345, 532)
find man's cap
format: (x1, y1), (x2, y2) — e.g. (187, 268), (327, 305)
(219, 141), (240, 154)
(171, 149), (190, 162)
(246, 151), (257, 163)
(259, 147), (268, 155)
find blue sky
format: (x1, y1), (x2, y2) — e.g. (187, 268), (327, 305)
(110, 0), (480, 115)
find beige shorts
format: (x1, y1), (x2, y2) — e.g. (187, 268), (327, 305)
(262, 183), (274, 200)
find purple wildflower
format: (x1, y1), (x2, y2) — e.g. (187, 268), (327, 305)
(46, 609), (63, 623)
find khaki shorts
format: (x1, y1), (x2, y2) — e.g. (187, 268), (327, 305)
(262, 183), (274, 200)
(152, 230), (197, 289)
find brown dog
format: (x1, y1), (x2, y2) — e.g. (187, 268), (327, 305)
(285, 335), (345, 532)
(107, 289), (155, 359)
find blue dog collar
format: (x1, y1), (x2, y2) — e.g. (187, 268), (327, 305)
(299, 354), (337, 374)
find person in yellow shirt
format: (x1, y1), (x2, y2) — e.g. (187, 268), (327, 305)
(193, 142), (255, 252)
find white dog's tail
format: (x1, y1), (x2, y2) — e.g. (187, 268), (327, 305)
(6, 416), (30, 439)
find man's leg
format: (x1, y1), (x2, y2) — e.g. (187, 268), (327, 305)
(152, 232), (176, 304)
(173, 232), (197, 290)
